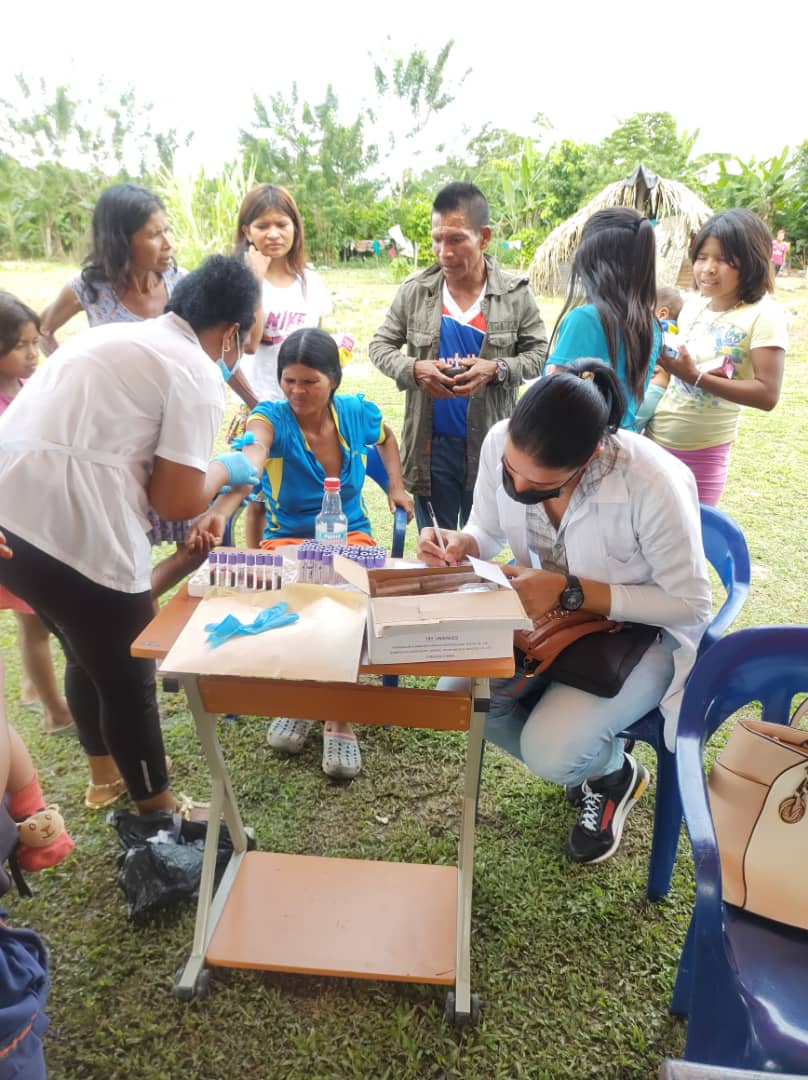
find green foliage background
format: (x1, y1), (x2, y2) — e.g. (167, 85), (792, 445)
(2, 49), (806, 270)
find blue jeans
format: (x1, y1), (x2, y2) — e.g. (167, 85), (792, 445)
(439, 637), (676, 785)
(414, 436), (474, 533)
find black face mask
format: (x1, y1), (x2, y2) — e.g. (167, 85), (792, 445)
(500, 458), (580, 505)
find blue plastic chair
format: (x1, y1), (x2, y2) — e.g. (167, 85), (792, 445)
(671, 626), (808, 1073)
(472, 504), (750, 898)
(363, 443), (408, 560)
(622, 504), (751, 900)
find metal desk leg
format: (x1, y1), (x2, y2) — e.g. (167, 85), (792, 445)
(174, 676), (250, 1001)
(448, 676), (487, 1027)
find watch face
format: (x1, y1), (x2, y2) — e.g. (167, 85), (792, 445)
(560, 581), (584, 610)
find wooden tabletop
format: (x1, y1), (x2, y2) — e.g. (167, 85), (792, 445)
(132, 585), (515, 679)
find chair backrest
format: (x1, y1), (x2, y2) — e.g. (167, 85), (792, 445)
(364, 443), (389, 494)
(364, 444), (408, 558)
(698, 505), (751, 654)
(680, 625), (808, 748)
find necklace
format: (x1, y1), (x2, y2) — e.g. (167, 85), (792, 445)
(701, 297), (745, 320)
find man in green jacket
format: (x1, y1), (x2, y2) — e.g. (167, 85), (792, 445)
(369, 182), (548, 532)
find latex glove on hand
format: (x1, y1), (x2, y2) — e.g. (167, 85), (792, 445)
(213, 451), (260, 491)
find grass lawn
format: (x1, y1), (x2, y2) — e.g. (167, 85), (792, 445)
(0, 261), (805, 1080)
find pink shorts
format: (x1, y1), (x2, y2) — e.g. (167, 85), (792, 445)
(661, 442), (732, 506)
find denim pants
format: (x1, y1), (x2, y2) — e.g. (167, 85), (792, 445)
(414, 435), (474, 533)
(487, 638), (676, 784)
(439, 637), (675, 786)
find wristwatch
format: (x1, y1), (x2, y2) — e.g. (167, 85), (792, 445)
(494, 360), (508, 384)
(559, 574), (585, 612)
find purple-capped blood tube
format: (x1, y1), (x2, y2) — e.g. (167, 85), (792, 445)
(322, 549), (334, 586)
(246, 552), (256, 590)
(227, 552), (238, 588)
(273, 554), (283, 590)
(208, 552), (218, 587)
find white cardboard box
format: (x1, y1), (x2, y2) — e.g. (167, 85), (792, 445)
(333, 556), (531, 664)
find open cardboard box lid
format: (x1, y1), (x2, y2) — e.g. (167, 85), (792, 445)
(333, 554), (531, 634)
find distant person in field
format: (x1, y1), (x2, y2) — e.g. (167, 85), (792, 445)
(369, 182), (548, 533)
(771, 228), (790, 276)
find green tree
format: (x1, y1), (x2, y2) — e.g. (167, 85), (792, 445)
(781, 139), (808, 262)
(239, 84), (381, 262)
(371, 39), (467, 145)
(710, 148), (793, 226)
(0, 76), (192, 258)
(585, 112), (714, 193)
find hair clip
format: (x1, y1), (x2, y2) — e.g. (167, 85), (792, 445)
(580, 371), (595, 381)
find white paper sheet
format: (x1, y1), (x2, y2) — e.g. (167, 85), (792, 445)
(468, 556), (513, 590)
(159, 585), (367, 682)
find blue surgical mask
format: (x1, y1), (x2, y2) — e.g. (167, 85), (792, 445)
(216, 334), (242, 383)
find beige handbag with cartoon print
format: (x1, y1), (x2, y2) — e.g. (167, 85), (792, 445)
(708, 715), (808, 930)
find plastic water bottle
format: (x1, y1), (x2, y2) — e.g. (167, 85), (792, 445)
(315, 477), (348, 543)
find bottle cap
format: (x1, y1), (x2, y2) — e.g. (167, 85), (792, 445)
(227, 553), (238, 565)
(208, 552), (218, 563)
(323, 477), (341, 492)
(246, 553), (256, 566)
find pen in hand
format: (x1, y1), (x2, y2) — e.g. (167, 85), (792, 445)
(426, 501), (449, 563)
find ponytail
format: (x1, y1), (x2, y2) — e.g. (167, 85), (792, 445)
(509, 360), (625, 469)
(551, 208), (657, 403)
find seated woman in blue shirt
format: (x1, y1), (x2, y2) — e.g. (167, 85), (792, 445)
(194, 327), (412, 779)
(546, 208), (663, 430)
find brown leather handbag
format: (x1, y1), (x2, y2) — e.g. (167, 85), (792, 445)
(708, 716), (808, 930)
(511, 609), (660, 699)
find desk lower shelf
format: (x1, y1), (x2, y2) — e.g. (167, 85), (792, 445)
(206, 851), (457, 984)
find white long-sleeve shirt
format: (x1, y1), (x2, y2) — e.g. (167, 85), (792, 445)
(464, 421), (712, 748)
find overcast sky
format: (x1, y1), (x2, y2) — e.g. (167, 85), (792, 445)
(3, 1), (804, 179)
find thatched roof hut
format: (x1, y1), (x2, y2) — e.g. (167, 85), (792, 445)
(529, 165), (713, 295)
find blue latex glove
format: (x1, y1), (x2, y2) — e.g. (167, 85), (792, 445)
(204, 603), (299, 649)
(230, 432), (256, 451)
(225, 433), (264, 500)
(213, 450), (260, 489)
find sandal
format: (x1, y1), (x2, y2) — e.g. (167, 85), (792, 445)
(42, 719), (77, 737)
(84, 777), (127, 810)
(322, 722), (362, 780)
(175, 793), (210, 823)
(267, 717), (314, 754)
(84, 755), (172, 811)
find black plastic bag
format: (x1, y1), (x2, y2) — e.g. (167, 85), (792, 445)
(108, 810), (254, 919)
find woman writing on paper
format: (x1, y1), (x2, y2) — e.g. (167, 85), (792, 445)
(417, 361), (711, 866)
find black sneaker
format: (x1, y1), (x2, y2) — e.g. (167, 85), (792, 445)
(567, 753), (650, 865)
(564, 782), (584, 806)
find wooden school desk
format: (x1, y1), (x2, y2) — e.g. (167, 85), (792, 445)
(132, 585), (514, 1026)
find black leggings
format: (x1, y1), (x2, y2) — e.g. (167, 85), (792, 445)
(0, 527), (167, 800)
